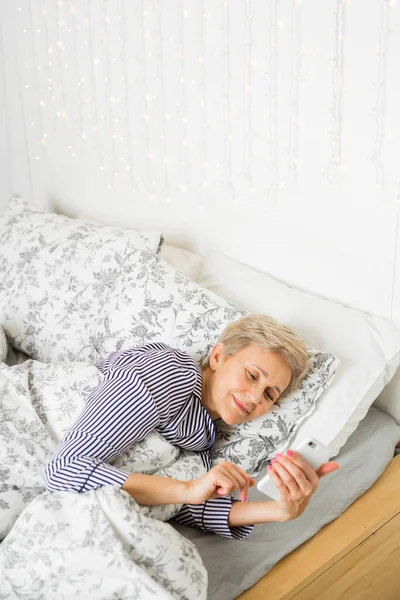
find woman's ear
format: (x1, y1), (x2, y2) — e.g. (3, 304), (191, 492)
(209, 342), (225, 371)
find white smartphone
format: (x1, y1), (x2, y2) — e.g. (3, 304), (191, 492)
(256, 437), (331, 501)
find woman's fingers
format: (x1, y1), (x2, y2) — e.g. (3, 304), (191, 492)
(266, 452), (340, 521)
(267, 464), (292, 498)
(229, 463), (257, 501)
(270, 454), (315, 497)
(316, 461), (340, 478)
(270, 451), (340, 496)
(278, 452), (320, 489)
(281, 451), (340, 483)
(215, 462), (256, 500)
(218, 464), (247, 488)
(226, 462), (256, 500)
(269, 461), (302, 497)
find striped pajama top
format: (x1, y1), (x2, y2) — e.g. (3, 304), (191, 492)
(45, 341), (253, 540)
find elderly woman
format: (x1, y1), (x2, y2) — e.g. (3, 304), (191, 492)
(45, 314), (338, 540)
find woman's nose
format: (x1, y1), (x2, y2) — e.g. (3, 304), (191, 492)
(246, 391), (261, 406)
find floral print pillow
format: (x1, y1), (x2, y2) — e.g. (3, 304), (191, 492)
(0, 326), (7, 362)
(0, 194), (164, 359)
(0, 195), (246, 364)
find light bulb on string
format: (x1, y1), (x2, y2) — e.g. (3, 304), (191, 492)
(324, 0), (347, 187)
(197, 0), (208, 203)
(369, 0), (391, 186)
(286, 0), (303, 195)
(261, 1), (278, 202)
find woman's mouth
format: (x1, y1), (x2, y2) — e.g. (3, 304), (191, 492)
(233, 395), (250, 415)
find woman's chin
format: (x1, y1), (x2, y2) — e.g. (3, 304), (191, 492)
(221, 413), (244, 426)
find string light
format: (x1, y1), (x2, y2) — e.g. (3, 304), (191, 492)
(223, 0), (234, 199)
(86, 1), (112, 187)
(286, 0), (303, 195)
(71, 3), (85, 157)
(156, 0), (170, 201)
(85, 1), (102, 166)
(140, 0), (151, 189)
(104, 0), (118, 181)
(0, 24), (12, 194)
(267, 0), (280, 202)
(370, 0), (391, 186)
(41, 0), (54, 124)
(198, 0), (207, 202)
(8, 2), (396, 216)
(325, 0), (347, 186)
(119, 0), (137, 195)
(55, 0), (67, 128)
(28, 1), (46, 160)
(242, 0), (253, 190)
(14, 35), (34, 199)
(178, 0), (188, 191)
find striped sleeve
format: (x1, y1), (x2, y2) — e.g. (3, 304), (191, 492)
(174, 497), (254, 540)
(45, 365), (162, 493)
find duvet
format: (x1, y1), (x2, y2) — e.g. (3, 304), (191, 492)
(0, 359), (208, 600)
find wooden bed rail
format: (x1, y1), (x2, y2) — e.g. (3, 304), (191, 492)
(237, 454), (400, 600)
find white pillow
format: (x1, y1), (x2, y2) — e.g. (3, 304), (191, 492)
(374, 371), (400, 425)
(197, 251), (400, 456)
(159, 245), (204, 283)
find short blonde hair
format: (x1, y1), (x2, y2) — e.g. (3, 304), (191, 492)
(206, 314), (309, 399)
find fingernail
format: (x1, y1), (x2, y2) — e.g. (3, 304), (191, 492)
(243, 496), (247, 502)
(271, 458), (277, 464)
(276, 453), (283, 458)
(267, 465), (272, 471)
(286, 449), (294, 457)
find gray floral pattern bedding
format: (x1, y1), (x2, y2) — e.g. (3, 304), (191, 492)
(0, 359), (207, 599)
(1, 489), (206, 600)
(0, 327), (6, 362)
(0, 196), (340, 597)
(0, 197), (339, 475)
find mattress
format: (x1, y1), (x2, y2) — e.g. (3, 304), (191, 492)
(172, 405), (400, 600)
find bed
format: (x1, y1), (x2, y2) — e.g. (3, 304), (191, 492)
(1, 201), (400, 599)
(174, 407), (400, 600)
(160, 243), (400, 600)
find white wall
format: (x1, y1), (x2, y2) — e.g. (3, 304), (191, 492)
(1, 0), (400, 319)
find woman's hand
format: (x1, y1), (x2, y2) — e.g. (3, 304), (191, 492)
(267, 450), (339, 522)
(183, 461), (256, 505)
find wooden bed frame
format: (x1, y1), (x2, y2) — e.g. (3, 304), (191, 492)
(237, 454), (400, 600)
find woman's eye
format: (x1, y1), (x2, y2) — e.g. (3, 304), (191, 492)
(246, 368), (274, 401)
(246, 370), (257, 381)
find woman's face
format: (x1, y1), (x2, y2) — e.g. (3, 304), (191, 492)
(208, 343), (293, 426)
